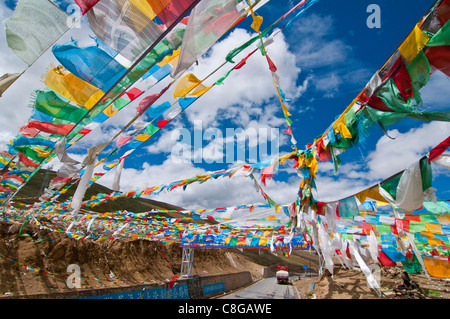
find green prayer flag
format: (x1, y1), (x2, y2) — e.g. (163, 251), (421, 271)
(380, 173), (403, 200)
(402, 254), (422, 274)
(144, 123), (160, 136)
(419, 156), (432, 191)
(377, 78), (414, 113)
(13, 145), (47, 162)
(427, 20), (450, 47)
(226, 26), (272, 63)
(33, 90), (89, 124)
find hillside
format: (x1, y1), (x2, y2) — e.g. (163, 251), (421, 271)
(0, 219), (320, 297)
(0, 169), (321, 298)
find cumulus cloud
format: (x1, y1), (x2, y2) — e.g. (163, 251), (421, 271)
(180, 27), (304, 127)
(287, 13), (372, 98)
(420, 71), (450, 111)
(365, 121), (450, 180)
(98, 156), (299, 210)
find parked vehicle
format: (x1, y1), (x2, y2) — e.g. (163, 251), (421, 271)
(276, 266), (289, 284)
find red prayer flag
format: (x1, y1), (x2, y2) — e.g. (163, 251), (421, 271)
(266, 55), (277, 72)
(24, 121), (75, 135)
(378, 247), (396, 267)
(391, 62), (414, 101)
(148, 0), (197, 28)
(363, 92), (395, 112)
(429, 135), (450, 163)
(117, 135), (133, 148)
(126, 87), (144, 101)
(157, 120), (170, 128)
(18, 153), (39, 168)
(74, 0), (100, 15)
(233, 50), (256, 70)
(136, 82), (171, 115)
(425, 45), (450, 78)
(436, 0), (450, 25)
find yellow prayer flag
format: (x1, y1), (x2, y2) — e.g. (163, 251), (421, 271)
(136, 134), (151, 142)
(428, 238), (444, 246)
(398, 24), (430, 62)
(278, 152), (296, 166)
(196, 174), (212, 181)
(173, 73), (202, 99)
(35, 148), (51, 158)
(158, 48), (180, 67)
(334, 120), (352, 139)
(190, 83), (213, 97)
(355, 185), (388, 203)
(251, 14), (263, 33)
(305, 156), (318, 177)
(425, 223), (443, 235)
(247, 0), (263, 33)
(423, 256), (450, 278)
(258, 237), (268, 246)
(130, 0), (157, 19)
(375, 200), (391, 207)
(44, 66), (104, 109)
(103, 105), (118, 117)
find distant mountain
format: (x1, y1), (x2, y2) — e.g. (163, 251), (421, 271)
(12, 169), (186, 215)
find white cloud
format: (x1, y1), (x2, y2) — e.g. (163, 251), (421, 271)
(287, 13), (372, 98)
(365, 121), (450, 180)
(97, 157), (299, 210)
(420, 70), (450, 110)
(181, 27), (304, 127)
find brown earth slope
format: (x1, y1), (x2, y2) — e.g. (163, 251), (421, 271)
(0, 220), (267, 297)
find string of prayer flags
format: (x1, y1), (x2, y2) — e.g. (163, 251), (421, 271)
(73, 152), (296, 209)
(4, 0), (70, 66)
(0, 0), (198, 206)
(225, 0), (317, 64)
(52, 75), (217, 198)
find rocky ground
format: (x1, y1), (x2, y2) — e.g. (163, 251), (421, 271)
(294, 264), (450, 299)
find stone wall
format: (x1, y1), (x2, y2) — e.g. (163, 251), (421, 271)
(8, 271), (253, 299)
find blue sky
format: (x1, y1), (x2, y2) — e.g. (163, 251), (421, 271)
(0, 0), (449, 210)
